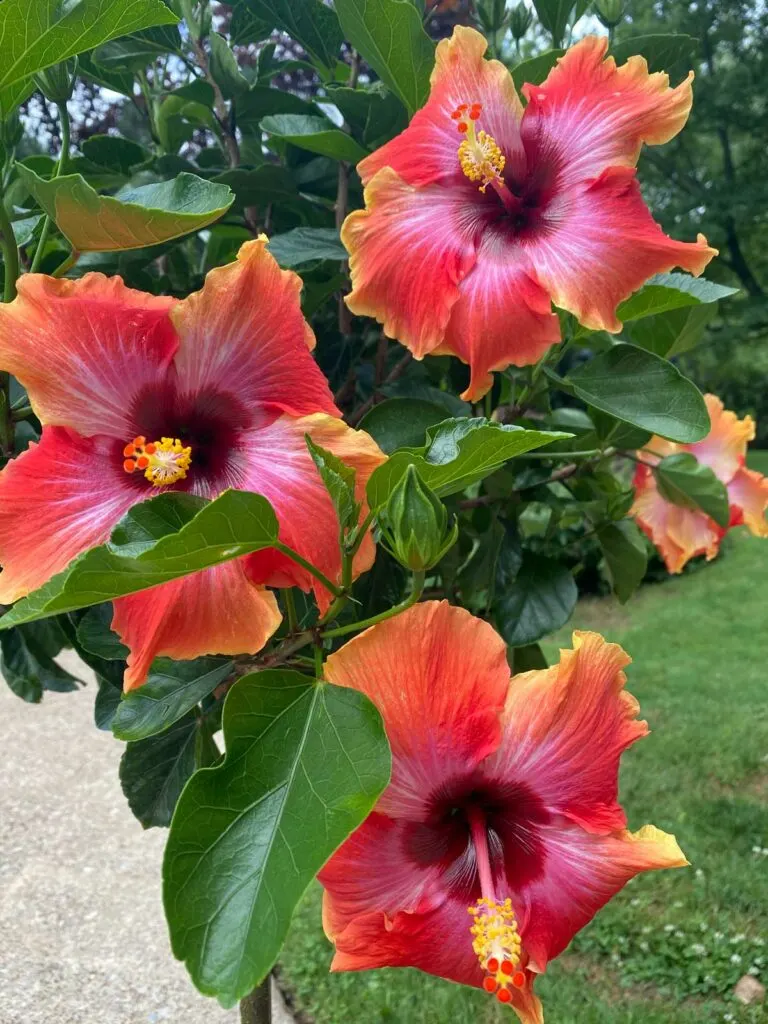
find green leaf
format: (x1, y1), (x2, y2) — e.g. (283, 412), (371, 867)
(511, 642), (548, 673)
(610, 34), (698, 73)
(163, 670), (390, 1006)
(494, 552), (577, 647)
(597, 520), (648, 603)
(510, 48), (564, 92)
(0, 0), (178, 118)
(629, 304), (715, 359)
(260, 114), (368, 163)
(560, 343), (709, 443)
(95, 675), (123, 731)
(327, 84), (407, 147)
(305, 437), (359, 534)
(76, 603), (129, 660)
(16, 167), (233, 252)
(81, 135), (151, 175)
(617, 273), (739, 322)
(0, 490), (280, 630)
(112, 657), (233, 741)
(1, 623), (81, 703)
(209, 32), (250, 99)
(334, 0), (435, 115)
(359, 398), (456, 455)
(366, 419), (571, 507)
(236, 86), (316, 131)
(120, 711), (200, 829)
(241, 0), (342, 73)
(655, 452), (730, 527)
(230, 1), (274, 45)
(11, 215), (43, 247)
(92, 24), (181, 70)
(531, 0), (574, 47)
(267, 227), (347, 268)
(78, 51), (135, 96)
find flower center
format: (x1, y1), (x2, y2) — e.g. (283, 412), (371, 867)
(452, 103), (506, 193)
(467, 806), (525, 1003)
(122, 435), (192, 487)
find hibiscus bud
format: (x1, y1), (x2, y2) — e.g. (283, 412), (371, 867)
(594, 0), (625, 28)
(509, 2), (533, 40)
(34, 59), (77, 104)
(379, 465), (459, 571)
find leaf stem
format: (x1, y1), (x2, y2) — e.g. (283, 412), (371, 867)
(518, 448), (603, 460)
(30, 100), (71, 274)
(321, 571), (425, 640)
(273, 542), (344, 599)
(52, 248), (80, 278)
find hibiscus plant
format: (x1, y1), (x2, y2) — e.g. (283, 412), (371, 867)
(0, 1), (764, 1022)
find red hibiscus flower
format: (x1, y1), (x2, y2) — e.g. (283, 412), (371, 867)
(343, 28), (716, 399)
(0, 240), (384, 688)
(319, 602), (687, 1022)
(632, 393), (768, 573)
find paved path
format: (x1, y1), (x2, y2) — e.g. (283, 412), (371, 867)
(0, 654), (292, 1024)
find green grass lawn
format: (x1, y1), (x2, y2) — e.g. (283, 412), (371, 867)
(278, 517), (768, 1024)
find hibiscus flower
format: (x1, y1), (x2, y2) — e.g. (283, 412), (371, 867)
(342, 27), (716, 399)
(319, 601), (686, 1022)
(0, 239), (384, 688)
(631, 393), (768, 573)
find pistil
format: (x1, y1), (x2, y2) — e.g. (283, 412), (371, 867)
(123, 435), (192, 487)
(467, 807), (525, 1004)
(452, 103), (518, 213)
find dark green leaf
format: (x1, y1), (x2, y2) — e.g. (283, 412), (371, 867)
(76, 604), (129, 660)
(120, 711), (199, 829)
(510, 48), (564, 92)
(360, 398), (456, 455)
(209, 32), (250, 99)
(267, 227), (347, 268)
(510, 642), (548, 673)
(366, 418), (571, 507)
(327, 84), (407, 147)
(589, 408), (652, 450)
(629, 304), (715, 359)
(17, 168), (233, 252)
(112, 657), (233, 741)
(655, 452), (730, 527)
(560, 343), (709, 443)
(617, 273), (739, 322)
(95, 675), (123, 731)
(241, 0), (342, 73)
(1, 624), (81, 703)
(260, 114), (368, 163)
(610, 33), (698, 73)
(212, 166), (300, 206)
(0, 0), (178, 118)
(334, 0), (435, 115)
(92, 24), (181, 70)
(305, 437), (359, 534)
(597, 520), (648, 603)
(236, 86), (316, 131)
(531, 0), (574, 47)
(81, 135), (151, 175)
(12, 215), (43, 247)
(163, 671), (390, 1005)
(379, 381), (470, 418)
(494, 553), (577, 646)
(230, 1), (274, 45)
(78, 51), (135, 96)
(0, 490), (280, 629)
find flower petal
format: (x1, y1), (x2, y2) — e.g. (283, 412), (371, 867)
(483, 631), (645, 834)
(631, 463), (721, 573)
(0, 274), (176, 437)
(690, 394), (755, 483)
(0, 427), (138, 603)
(438, 232), (561, 400)
(343, 169), (479, 358)
(531, 166), (716, 332)
(112, 561), (281, 691)
(522, 35), (695, 186)
(241, 413), (385, 612)
(728, 466), (768, 537)
(358, 26), (524, 189)
(514, 822), (687, 971)
(323, 601), (510, 820)
(325, 899), (543, 1024)
(171, 238), (338, 418)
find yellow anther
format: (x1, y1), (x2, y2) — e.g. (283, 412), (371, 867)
(468, 897), (523, 1002)
(453, 103), (505, 193)
(122, 435), (192, 487)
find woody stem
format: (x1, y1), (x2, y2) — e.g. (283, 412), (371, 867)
(468, 807), (496, 902)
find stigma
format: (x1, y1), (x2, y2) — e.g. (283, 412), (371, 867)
(123, 435), (192, 487)
(468, 897), (525, 1004)
(452, 103), (506, 193)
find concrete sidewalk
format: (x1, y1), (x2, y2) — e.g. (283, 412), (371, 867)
(0, 654), (291, 1024)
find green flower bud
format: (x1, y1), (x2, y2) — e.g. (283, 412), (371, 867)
(509, 2), (532, 41)
(34, 58), (77, 104)
(379, 465), (459, 572)
(594, 0), (625, 29)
